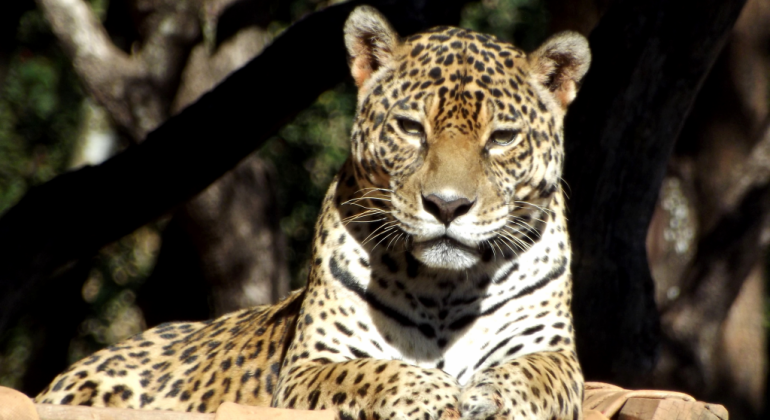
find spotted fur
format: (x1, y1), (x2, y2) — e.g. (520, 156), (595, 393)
(37, 6), (591, 420)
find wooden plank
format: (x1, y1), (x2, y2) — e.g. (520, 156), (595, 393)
(0, 387), (38, 420)
(214, 402), (333, 420)
(35, 405), (213, 420)
(32, 404), (336, 420)
(619, 398), (729, 420)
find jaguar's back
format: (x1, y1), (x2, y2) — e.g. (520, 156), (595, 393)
(37, 290), (304, 410)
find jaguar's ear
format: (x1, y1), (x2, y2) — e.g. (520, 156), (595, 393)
(344, 6), (400, 88)
(529, 32), (591, 110)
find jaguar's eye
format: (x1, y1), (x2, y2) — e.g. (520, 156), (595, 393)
(398, 118), (425, 136)
(489, 129), (520, 146)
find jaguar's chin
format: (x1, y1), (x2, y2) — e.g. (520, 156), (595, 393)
(410, 237), (480, 270)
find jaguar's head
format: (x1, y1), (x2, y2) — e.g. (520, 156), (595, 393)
(344, 6), (590, 270)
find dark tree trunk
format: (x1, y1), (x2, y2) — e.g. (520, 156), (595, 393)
(564, 0), (747, 384)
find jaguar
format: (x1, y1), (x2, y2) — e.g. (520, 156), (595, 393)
(37, 6), (591, 420)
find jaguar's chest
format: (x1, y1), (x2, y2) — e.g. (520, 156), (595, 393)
(299, 188), (572, 386)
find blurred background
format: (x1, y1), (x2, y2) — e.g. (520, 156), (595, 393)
(0, 0), (767, 419)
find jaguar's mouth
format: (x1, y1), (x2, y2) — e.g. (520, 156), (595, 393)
(409, 236), (480, 270)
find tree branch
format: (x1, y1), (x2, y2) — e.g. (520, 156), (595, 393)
(0, 0), (472, 337)
(37, 0), (140, 137)
(36, 0), (200, 139)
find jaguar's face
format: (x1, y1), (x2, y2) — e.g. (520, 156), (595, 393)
(344, 8), (590, 269)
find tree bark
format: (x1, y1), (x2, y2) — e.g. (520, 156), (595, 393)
(564, 0), (747, 384)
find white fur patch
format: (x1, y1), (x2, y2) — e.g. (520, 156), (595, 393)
(411, 238), (480, 269)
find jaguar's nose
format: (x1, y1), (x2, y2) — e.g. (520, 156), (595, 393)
(422, 194), (475, 225)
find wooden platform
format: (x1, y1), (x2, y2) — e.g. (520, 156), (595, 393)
(0, 383), (728, 420)
(583, 382), (728, 420)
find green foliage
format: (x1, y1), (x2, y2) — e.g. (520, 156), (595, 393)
(0, 9), (83, 214)
(266, 0), (334, 38)
(68, 225), (162, 364)
(461, 0), (548, 50)
(0, 326), (33, 389)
